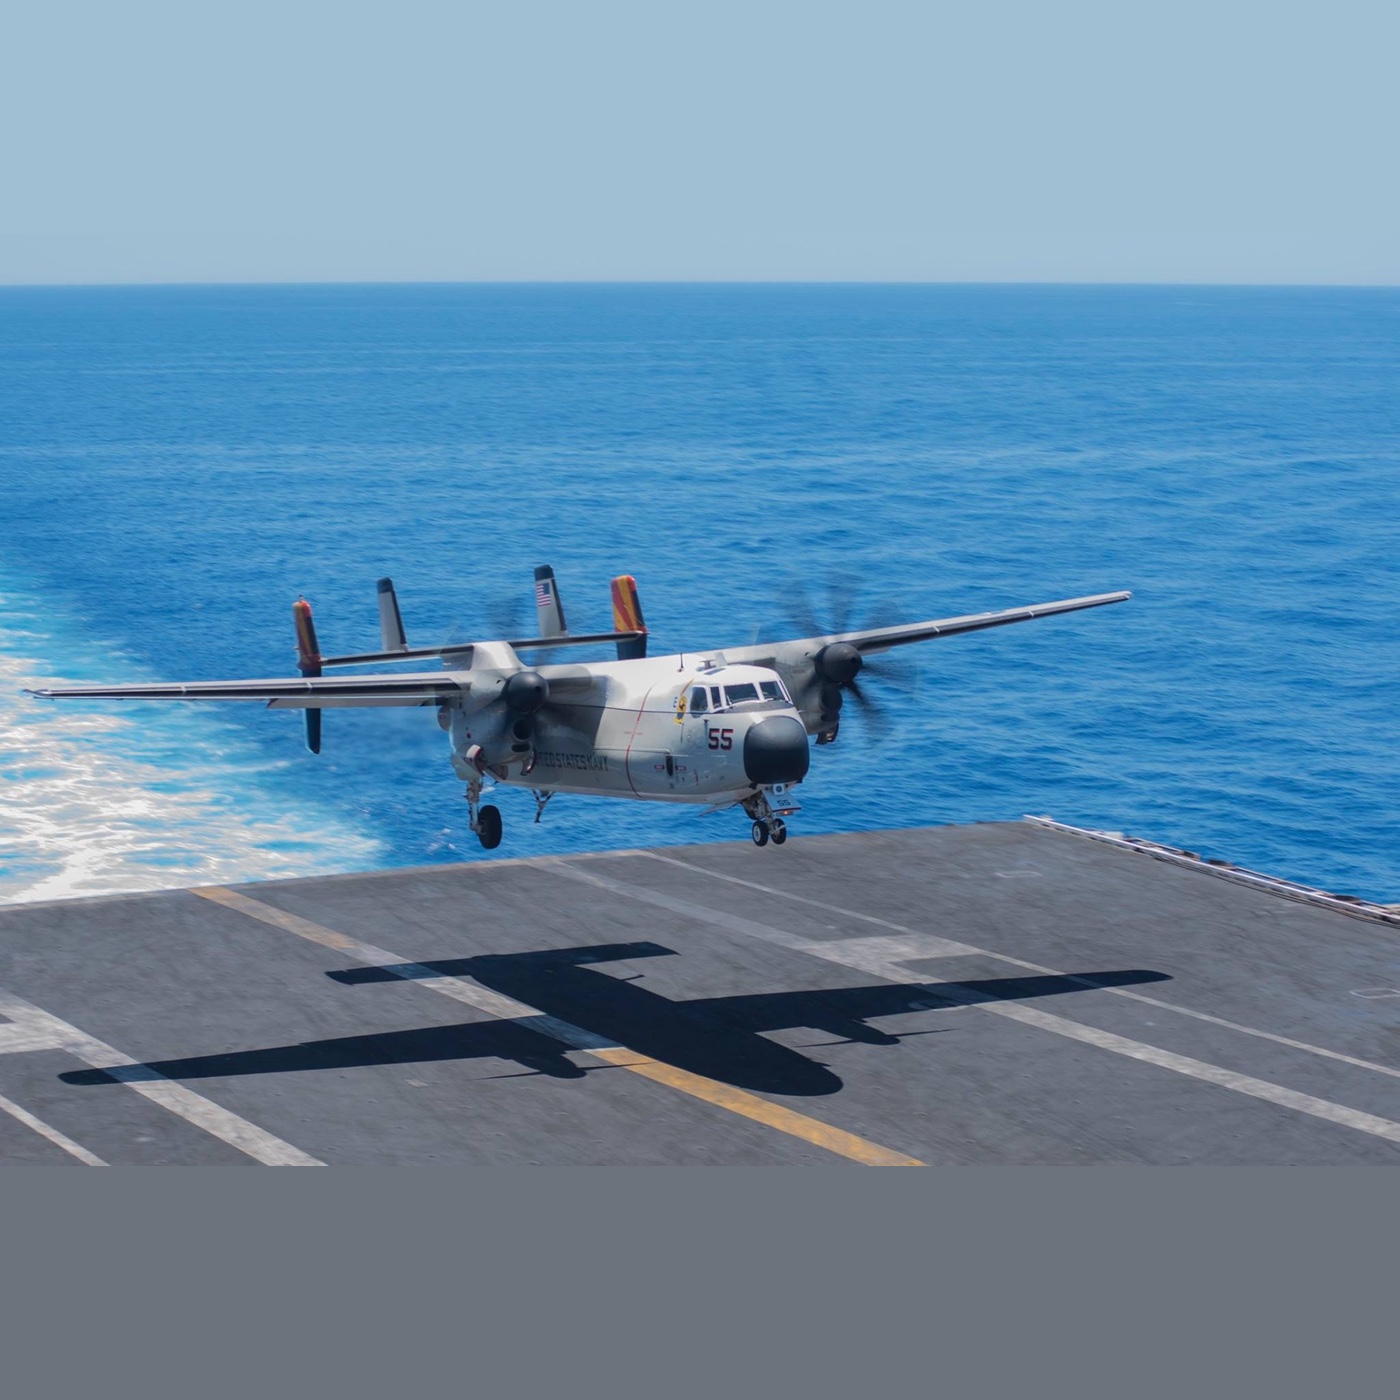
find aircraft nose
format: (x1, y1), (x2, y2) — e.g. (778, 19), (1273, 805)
(743, 715), (810, 786)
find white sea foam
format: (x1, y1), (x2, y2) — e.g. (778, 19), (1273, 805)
(0, 583), (381, 904)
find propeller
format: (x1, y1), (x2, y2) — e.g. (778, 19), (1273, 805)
(466, 663), (601, 774)
(784, 579), (917, 744)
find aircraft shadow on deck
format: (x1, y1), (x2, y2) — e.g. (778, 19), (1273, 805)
(60, 942), (1169, 1098)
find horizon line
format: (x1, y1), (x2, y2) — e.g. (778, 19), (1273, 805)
(3, 277), (1399, 292)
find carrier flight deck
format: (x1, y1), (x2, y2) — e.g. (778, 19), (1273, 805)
(0, 818), (1397, 1166)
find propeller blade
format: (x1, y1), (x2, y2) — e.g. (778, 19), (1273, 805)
(862, 651), (920, 697)
(844, 676), (892, 740)
(828, 575), (861, 636)
(786, 579), (824, 642)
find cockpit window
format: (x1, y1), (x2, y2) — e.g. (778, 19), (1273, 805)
(689, 687), (709, 713)
(723, 683), (760, 706)
(709, 687), (723, 707)
(759, 680), (787, 703)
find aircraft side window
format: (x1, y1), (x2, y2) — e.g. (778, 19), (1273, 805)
(759, 681), (783, 702)
(724, 683), (760, 705)
(709, 687), (723, 708)
(690, 687), (708, 713)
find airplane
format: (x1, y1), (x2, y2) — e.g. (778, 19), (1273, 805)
(26, 567), (1130, 851)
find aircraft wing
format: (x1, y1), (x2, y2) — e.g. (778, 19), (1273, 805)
(26, 671), (470, 710)
(720, 590), (1131, 734)
(724, 591), (1131, 667)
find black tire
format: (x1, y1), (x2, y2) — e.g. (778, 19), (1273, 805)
(770, 819), (787, 845)
(751, 821), (769, 847)
(477, 804), (503, 850)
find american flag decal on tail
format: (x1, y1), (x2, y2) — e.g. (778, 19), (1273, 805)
(533, 564), (567, 637)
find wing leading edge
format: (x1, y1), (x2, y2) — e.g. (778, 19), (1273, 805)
(25, 672), (469, 710)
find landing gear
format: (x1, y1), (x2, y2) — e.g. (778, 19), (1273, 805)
(466, 778), (504, 850)
(477, 804), (502, 850)
(743, 785), (800, 849)
(532, 790), (555, 824)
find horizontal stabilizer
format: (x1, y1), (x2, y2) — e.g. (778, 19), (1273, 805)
(319, 631), (643, 668)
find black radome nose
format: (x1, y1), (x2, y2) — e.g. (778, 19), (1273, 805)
(743, 716), (811, 785)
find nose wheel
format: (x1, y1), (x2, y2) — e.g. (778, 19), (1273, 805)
(744, 786), (797, 849)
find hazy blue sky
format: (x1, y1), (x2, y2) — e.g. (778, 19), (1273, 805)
(1, 1), (1394, 284)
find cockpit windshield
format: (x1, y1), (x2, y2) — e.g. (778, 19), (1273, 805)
(695, 671), (792, 713)
(711, 676), (792, 711)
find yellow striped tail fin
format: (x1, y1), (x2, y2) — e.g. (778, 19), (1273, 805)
(610, 575), (647, 660)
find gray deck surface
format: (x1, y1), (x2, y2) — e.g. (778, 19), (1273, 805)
(1, 820), (1397, 1166)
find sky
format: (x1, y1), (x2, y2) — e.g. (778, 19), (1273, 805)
(0, 1), (1395, 285)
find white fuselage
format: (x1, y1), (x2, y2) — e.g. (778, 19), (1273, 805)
(447, 652), (806, 805)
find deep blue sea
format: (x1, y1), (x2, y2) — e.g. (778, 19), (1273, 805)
(1, 285), (1397, 903)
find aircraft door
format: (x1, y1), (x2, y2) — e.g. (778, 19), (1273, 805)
(622, 683), (682, 796)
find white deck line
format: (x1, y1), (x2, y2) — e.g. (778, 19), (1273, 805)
(0, 1090), (106, 1165)
(0, 987), (323, 1166)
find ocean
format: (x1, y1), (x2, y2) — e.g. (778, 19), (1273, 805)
(1, 284), (1397, 903)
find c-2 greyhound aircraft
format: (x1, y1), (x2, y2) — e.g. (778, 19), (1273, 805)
(27, 569), (1130, 850)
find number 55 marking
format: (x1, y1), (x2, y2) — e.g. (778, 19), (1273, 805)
(707, 727), (734, 751)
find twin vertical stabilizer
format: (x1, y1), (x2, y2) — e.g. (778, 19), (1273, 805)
(377, 578), (407, 652)
(292, 597), (323, 753)
(534, 565), (567, 638)
(611, 575), (648, 660)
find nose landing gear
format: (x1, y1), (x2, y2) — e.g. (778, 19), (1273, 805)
(744, 784), (798, 849)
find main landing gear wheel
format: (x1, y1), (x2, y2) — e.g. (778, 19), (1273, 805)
(477, 804), (503, 850)
(751, 821), (769, 848)
(769, 818), (787, 845)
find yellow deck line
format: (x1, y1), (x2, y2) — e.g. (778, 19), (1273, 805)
(192, 885), (923, 1167)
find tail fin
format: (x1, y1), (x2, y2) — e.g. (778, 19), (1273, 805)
(377, 577), (408, 652)
(534, 565), (567, 638)
(611, 575), (648, 660)
(292, 597), (323, 753)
